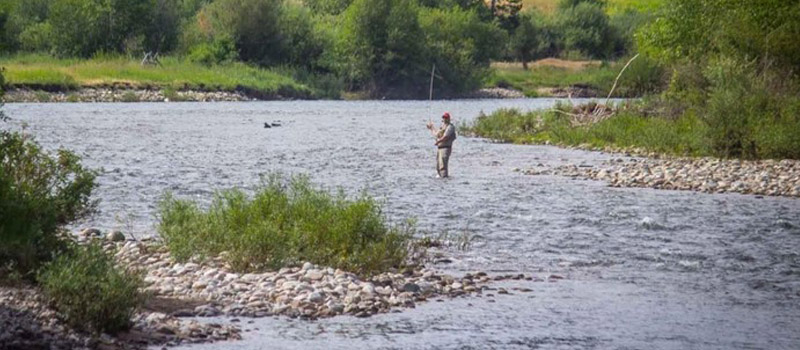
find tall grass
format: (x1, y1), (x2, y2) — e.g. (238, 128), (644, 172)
(158, 175), (415, 275)
(522, 0), (663, 15)
(488, 57), (664, 97)
(0, 54), (311, 98)
(464, 106), (710, 156)
(489, 63), (616, 96)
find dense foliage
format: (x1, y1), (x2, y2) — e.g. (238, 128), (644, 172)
(38, 243), (145, 334)
(158, 175), (415, 276)
(637, 0), (800, 159)
(0, 0), (649, 97)
(464, 106), (708, 156)
(0, 128), (97, 277)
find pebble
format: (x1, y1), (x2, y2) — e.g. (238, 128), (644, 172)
(526, 157), (800, 198)
(0, 286), (240, 349)
(3, 236), (539, 348)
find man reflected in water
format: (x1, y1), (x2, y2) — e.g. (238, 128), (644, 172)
(426, 112), (457, 178)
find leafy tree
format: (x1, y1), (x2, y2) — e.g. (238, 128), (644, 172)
(556, 1), (615, 59)
(608, 8), (651, 56)
(509, 11), (544, 69)
(3, 0), (52, 52)
(143, 0), (181, 53)
(336, 0), (428, 97)
(302, 0), (353, 15)
(557, 0), (606, 10)
(200, 0), (283, 65)
(48, 0), (152, 57)
(638, 0), (800, 73)
(280, 3), (328, 69)
(0, 72), (98, 276)
(0, 2), (13, 53)
(494, 0), (522, 32)
(178, 0), (213, 19)
(420, 6), (506, 95)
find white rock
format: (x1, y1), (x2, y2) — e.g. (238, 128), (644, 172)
(105, 230), (125, 242)
(305, 269), (324, 281)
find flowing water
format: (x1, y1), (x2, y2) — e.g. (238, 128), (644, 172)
(5, 100), (800, 350)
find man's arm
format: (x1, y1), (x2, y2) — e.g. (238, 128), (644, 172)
(427, 121), (443, 139)
(436, 125), (454, 145)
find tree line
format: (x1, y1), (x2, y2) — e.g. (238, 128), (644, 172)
(0, 0), (643, 97)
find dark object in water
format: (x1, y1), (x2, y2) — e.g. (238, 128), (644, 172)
(264, 121), (282, 128)
(264, 122), (271, 128)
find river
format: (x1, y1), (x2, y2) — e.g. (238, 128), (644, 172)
(4, 100), (800, 349)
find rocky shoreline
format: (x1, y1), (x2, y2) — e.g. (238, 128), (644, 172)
(3, 88), (255, 103)
(522, 157), (800, 198)
(2, 231), (549, 349)
(2, 87), (527, 103)
(0, 286), (241, 350)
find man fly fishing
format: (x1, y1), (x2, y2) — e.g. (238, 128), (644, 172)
(426, 112), (457, 178)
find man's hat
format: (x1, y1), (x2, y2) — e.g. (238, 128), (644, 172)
(442, 112), (451, 119)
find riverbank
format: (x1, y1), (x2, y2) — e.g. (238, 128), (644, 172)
(3, 87), (256, 103)
(486, 58), (660, 98)
(522, 156), (800, 198)
(466, 107), (800, 198)
(0, 284), (241, 349)
(2, 230), (545, 349)
(0, 55), (312, 100)
(0, 55), (626, 102)
(1, 86), (525, 103)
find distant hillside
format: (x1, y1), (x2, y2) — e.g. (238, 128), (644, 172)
(521, 0), (662, 14)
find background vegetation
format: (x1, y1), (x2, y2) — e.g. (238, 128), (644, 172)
(0, 0), (652, 98)
(158, 175), (415, 276)
(467, 0), (800, 160)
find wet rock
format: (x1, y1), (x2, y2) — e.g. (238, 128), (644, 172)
(534, 157), (800, 198)
(80, 228), (102, 237)
(401, 283), (421, 294)
(106, 230), (126, 242)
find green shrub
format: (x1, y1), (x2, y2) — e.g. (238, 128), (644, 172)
(419, 5), (506, 96)
(336, 0), (428, 97)
(161, 86), (186, 101)
(38, 243), (145, 334)
(464, 105), (709, 156)
(120, 91), (138, 102)
(613, 55), (665, 97)
(556, 1), (615, 59)
(702, 58), (800, 159)
(187, 37), (238, 66)
(0, 131), (97, 278)
(158, 174), (414, 275)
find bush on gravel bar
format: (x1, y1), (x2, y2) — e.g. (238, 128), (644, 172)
(157, 174), (415, 275)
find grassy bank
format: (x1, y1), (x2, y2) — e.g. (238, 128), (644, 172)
(488, 60), (616, 97)
(487, 57), (664, 97)
(523, 0), (662, 15)
(464, 106), (709, 156)
(158, 175), (415, 276)
(465, 100), (800, 160)
(0, 54), (311, 99)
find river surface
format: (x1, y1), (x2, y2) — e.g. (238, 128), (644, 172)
(4, 100), (800, 350)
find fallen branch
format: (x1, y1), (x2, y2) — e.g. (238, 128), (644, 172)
(603, 53), (640, 106)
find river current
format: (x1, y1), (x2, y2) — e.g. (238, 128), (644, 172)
(5, 100), (800, 350)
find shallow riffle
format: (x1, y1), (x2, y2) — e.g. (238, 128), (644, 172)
(5, 100), (800, 350)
